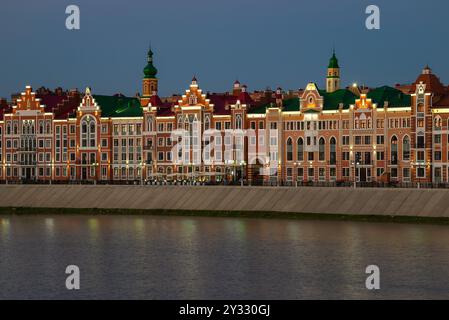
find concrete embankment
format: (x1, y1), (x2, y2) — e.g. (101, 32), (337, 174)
(0, 185), (448, 218)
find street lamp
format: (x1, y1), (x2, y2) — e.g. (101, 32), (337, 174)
(91, 162), (99, 185)
(353, 153), (361, 189)
(240, 160), (246, 187)
(139, 161), (144, 186)
(293, 161), (298, 187)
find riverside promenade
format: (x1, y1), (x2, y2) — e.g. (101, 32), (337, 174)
(0, 185), (448, 218)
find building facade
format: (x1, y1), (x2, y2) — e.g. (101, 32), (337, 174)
(1, 50), (449, 186)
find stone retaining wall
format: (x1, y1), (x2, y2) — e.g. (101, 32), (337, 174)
(0, 185), (447, 217)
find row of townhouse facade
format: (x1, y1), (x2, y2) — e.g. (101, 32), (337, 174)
(1, 49), (449, 185)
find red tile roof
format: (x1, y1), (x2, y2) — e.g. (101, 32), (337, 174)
(412, 67), (447, 96)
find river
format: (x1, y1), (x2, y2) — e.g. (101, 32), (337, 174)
(1, 214), (449, 299)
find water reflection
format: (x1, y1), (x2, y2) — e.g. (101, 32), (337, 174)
(1, 214), (449, 299)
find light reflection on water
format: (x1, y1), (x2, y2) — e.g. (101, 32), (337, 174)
(1, 214), (449, 299)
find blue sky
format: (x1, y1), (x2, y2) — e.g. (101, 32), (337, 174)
(1, 0), (448, 98)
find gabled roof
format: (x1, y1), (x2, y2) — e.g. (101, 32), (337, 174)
(37, 91), (81, 119)
(93, 95), (143, 117)
(366, 86), (411, 108)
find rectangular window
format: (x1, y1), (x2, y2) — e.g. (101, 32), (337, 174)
(364, 136), (371, 145)
(391, 168), (398, 178)
(417, 150), (425, 161)
(417, 167), (425, 178)
(307, 168), (314, 181)
(308, 152), (314, 161)
(417, 135), (425, 148)
(376, 135), (384, 145)
(403, 168), (410, 179)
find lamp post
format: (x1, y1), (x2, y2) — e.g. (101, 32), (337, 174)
(412, 161), (429, 189)
(139, 161), (144, 186)
(353, 153), (361, 189)
(293, 161), (298, 187)
(233, 160), (237, 184)
(240, 160), (246, 187)
(91, 162), (99, 185)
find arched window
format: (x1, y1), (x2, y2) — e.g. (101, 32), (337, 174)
(297, 137), (304, 161)
(319, 137), (325, 161)
(204, 115), (210, 131)
(286, 138), (293, 161)
(391, 136), (398, 165)
(403, 136), (410, 160)
(329, 137), (336, 165)
(434, 116), (442, 129)
(235, 114), (242, 130)
(148, 116), (153, 132)
(81, 116), (97, 148)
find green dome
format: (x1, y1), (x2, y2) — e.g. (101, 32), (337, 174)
(143, 49), (158, 78)
(328, 50), (339, 69)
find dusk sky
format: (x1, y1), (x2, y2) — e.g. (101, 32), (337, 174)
(1, 0), (448, 98)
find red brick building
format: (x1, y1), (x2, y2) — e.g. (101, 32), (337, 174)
(0, 50), (448, 186)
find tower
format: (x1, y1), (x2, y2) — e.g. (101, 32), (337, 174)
(326, 49), (340, 93)
(142, 47), (158, 100)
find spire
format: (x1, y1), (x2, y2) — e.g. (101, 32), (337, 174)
(328, 49), (339, 69)
(191, 75), (198, 85)
(423, 65), (432, 74)
(143, 46), (158, 78)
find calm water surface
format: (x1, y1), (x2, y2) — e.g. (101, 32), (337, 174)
(1, 214), (449, 299)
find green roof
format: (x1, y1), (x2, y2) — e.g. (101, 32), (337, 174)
(319, 89), (357, 110)
(246, 86), (411, 114)
(367, 86), (411, 108)
(143, 49), (158, 79)
(328, 51), (339, 69)
(248, 102), (271, 114)
(93, 95), (143, 117)
(282, 98), (300, 111)
(247, 89), (357, 114)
